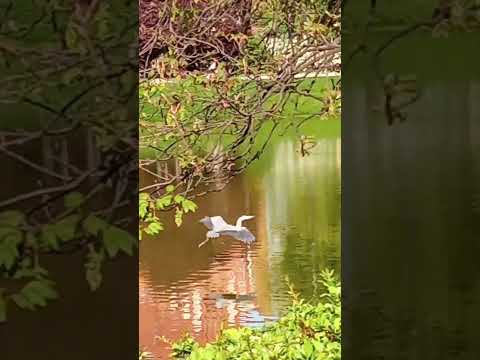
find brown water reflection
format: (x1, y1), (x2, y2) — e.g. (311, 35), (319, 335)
(139, 137), (341, 359)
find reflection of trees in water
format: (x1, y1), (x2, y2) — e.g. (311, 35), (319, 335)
(343, 78), (480, 359)
(263, 138), (341, 313)
(139, 242), (260, 358)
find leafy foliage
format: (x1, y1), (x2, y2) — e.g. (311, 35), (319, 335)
(0, 200), (137, 321)
(139, 188), (198, 239)
(170, 270), (341, 360)
(1, 0), (137, 321)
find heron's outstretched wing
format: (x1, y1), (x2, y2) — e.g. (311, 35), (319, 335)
(210, 216), (230, 230)
(199, 217), (214, 229)
(222, 229), (255, 244)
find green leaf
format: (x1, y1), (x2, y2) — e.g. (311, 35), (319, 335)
(182, 199), (198, 213)
(62, 67), (82, 84)
(65, 24), (78, 50)
(333, 317), (341, 331)
(303, 341), (313, 357)
(166, 185), (175, 193)
(0, 210), (24, 226)
(53, 215), (81, 242)
(145, 221), (163, 235)
(174, 194), (185, 204)
(64, 192), (84, 209)
(0, 230), (22, 270)
(96, 19), (109, 39)
(12, 280), (58, 310)
(139, 193), (150, 201)
(139, 193), (150, 218)
(83, 214), (109, 236)
(11, 293), (34, 310)
(175, 208), (183, 227)
(155, 195), (173, 209)
(85, 248), (104, 291)
(24, 280), (58, 300)
(41, 225), (59, 250)
(13, 267), (43, 280)
(103, 226), (135, 258)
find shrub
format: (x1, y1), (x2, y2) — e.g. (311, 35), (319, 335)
(171, 269), (340, 360)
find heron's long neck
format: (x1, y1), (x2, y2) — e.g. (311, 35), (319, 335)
(235, 217), (245, 228)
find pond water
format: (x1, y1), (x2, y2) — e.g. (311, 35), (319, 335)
(139, 134), (341, 359)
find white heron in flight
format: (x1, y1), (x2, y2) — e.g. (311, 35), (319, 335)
(198, 215), (255, 247)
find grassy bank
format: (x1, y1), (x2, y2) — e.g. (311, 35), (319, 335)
(139, 75), (340, 160)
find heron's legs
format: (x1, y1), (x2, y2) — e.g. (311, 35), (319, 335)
(198, 237), (210, 248)
(199, 231), (221, 248)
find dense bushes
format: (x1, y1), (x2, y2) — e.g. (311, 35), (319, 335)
(170, 270), (340, 360)
(139, 0), (340, 77)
